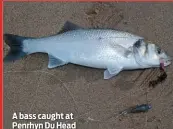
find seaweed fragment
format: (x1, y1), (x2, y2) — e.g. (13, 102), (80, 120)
(149, 66), (167, 88)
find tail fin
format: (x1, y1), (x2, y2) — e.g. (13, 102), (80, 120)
(4, 34), (28, 62)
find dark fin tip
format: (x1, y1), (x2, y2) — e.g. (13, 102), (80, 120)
(3, 34), (27, 62)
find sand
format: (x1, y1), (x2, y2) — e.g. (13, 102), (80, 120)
(4, 2), (173, 129)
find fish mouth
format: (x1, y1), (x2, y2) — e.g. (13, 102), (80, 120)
(161, 57), (172, 66)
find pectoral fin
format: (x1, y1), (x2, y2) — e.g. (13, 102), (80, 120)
(48, 54), (67, 69)
(104, 66), (122, 79)
(110, 43), (132, 58)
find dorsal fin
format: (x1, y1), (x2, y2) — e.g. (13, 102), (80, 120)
(58, 21), (83, 34)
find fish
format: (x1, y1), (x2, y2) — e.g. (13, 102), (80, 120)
(120, 104), (152, 115)
(3, 21), (172, 79)
(129, 104), (152, 113)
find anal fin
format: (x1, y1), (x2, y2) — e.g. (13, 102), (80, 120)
(104, 65), (123, 79)
(48, 54), (67, 69)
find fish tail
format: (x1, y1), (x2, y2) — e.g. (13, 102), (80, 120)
(3, 34), (28, 62)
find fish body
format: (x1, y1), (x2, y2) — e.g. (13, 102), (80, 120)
(130, 104), (152, 113)
(23, 29), (142, 69)
(120, 104), (152, 115)
(4, 22), (171, 79)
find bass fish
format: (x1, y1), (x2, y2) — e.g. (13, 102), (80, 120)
(4, 21), (171, 79)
